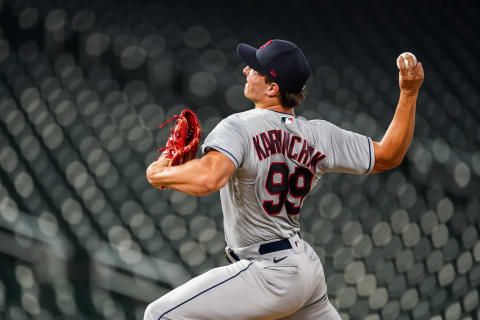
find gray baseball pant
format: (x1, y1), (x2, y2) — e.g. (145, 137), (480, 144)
(144, 236), (341, 320)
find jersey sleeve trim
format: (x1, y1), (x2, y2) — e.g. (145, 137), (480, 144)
(204, 145), (240, 168)
(364, 136), (375, 175)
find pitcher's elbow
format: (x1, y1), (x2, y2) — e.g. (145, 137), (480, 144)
(389, 156), (403, 169)
(203, 178), (219, 195)
(373, 151), (404, 173)
(200, 175), (226, 196)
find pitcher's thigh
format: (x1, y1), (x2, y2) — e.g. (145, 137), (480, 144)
(279, 301), (341, 320)
(144, 260), (298, 320)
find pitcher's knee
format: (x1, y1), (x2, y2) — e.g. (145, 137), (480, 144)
(144, 302), (154, 320)
(144, 292), (183, 320)
(144, 301), (165, 320)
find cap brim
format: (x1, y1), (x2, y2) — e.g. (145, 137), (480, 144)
(237, 43), (265, 73)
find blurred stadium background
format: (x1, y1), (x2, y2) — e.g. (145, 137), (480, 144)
(0, 0), (479, 319)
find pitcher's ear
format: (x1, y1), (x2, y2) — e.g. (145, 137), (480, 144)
(266, 82), (280, 98)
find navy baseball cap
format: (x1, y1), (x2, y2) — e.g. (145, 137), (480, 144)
(237, 39), (311, 92)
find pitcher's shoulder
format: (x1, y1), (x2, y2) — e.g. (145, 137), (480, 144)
(227, 109), (265, 123)
(307, 118), (328, 125)
(307, 118), (337, 129)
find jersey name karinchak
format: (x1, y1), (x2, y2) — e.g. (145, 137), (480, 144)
(202, 108), (374, 249)
(252, 130), (326, 172)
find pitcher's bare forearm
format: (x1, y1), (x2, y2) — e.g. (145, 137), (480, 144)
(146, 151), (236, 196)
(372, 91), (417, 172)
(147, 158), (208, 195)
(372, 55), (424, 173)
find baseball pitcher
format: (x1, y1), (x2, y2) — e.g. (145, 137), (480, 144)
(144, 39), (424, 319)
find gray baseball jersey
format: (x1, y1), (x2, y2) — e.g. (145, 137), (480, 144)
(202, 108), (375, 249)
(145, 108), (372, 320)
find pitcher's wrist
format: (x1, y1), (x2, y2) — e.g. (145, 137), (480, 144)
(400, 89), (419, 97)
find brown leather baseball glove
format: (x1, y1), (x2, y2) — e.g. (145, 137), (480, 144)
(158, 109), (202, 166)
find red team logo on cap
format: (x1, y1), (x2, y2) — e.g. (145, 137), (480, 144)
(259, 40), (273, 49)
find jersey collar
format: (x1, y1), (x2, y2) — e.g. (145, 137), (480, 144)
(262, 109), (297, 118)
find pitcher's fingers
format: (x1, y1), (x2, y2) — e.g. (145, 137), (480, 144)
(398, 56), (407, 74)
(416, 62), (424, 77)
(405, 54), (415, 70)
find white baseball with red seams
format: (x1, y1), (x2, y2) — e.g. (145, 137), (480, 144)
(397, 52), (417, 69)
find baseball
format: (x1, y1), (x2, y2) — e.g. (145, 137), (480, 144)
(397, 52), (417, 69)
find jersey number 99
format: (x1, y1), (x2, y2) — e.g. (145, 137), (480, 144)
(262, 162), (313, 216)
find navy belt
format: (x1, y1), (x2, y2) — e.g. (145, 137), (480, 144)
(259, 238), (292, 254)
(226, 239), (292, 263)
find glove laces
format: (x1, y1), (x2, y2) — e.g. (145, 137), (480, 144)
(159, 115), (180, 128)
(157, 115), (180, 153)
